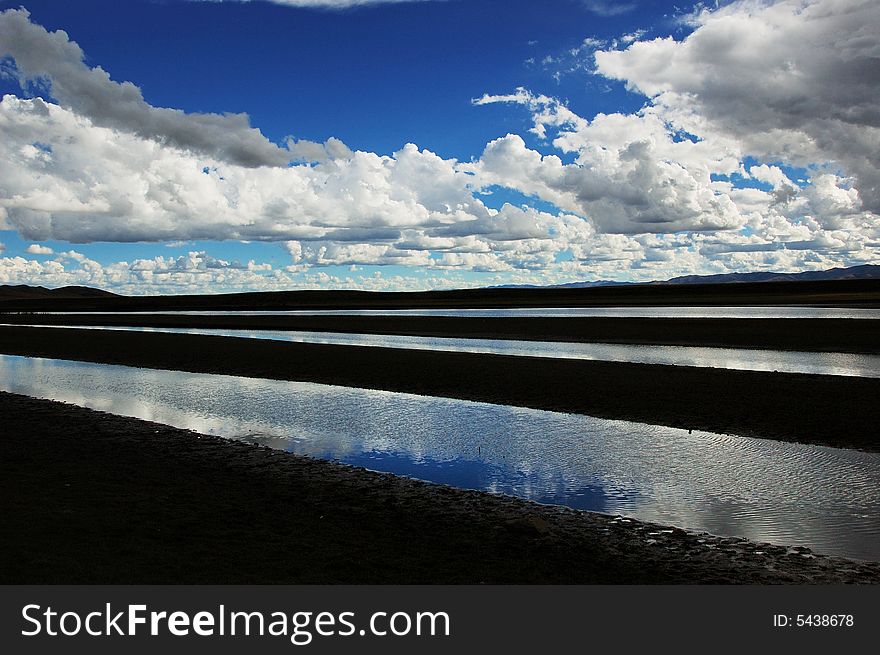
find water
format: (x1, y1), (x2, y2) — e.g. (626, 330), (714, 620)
(8, 306), (880, 318)
(10, 324), (880, 378)
(1, 353), (878, 561)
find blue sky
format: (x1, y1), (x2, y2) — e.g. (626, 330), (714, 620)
(0, 0), (661, 159)
(0, 0), (877, 293)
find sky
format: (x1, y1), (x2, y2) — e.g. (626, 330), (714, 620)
(0, 0), (878, 294)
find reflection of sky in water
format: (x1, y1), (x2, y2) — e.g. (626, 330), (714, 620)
(1, 353), (879, 561)
(14, 306), (880, 318)
(337, 449), (630, 513)
(10, 324), (880, 378)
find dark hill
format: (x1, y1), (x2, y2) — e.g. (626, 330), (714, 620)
(0, 285), (117, 300)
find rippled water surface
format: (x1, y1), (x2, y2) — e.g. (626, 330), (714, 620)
(2, 354), (878, 560)
(12, 324), (880, 378)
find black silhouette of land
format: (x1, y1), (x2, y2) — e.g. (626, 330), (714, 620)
(1, 275), (879, 583)
(2, 314), (876, 354)
(2, 392), (878, 584)
(1, 325), (878, 451)
(2, 276), (879, 312)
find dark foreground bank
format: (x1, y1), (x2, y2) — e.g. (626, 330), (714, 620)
(1, 326), (879, 451)
(1, 392), (877, 584)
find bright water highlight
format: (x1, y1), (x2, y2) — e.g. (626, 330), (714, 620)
(2, 354), (878, 560)
(13, 323), (880, 378)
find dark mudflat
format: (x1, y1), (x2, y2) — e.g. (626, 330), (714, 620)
(1, 392), (877, 584)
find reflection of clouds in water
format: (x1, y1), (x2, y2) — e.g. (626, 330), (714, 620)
(15, 324), (880, 378)
(1, 353), (879, 560)
(346, 449), (623, 513)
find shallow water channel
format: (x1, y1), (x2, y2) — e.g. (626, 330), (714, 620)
(2, 354), (878, 561)
(9, 323), (880, 378)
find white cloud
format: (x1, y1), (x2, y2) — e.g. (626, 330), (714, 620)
(749, 164), (794, 191)
(0, 93), (610, 273)
(0, 4), (878, 291)
(801, 174), (864, 228)
(24, 244), (53, 255)
(0, 249), (478, 295)
(0, 96), (480, 242)
(2, 86), (877, 282)
(471, 0), (880, 252)
(0, 8), (289, 167)
(469, 93), (744, 234)
(593, 0), (880, 212)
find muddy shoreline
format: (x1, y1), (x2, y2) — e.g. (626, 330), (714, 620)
(3, 314), (877, 354)
(1, 325), (878, 451)
(1, 391), (876, 584)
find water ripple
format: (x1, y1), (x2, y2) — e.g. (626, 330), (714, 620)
(1, 354), (877, 560)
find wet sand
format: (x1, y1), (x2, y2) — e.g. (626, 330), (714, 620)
(1, 391), (877, 584)
(3, 314), (877, 354)
(1, 325), (878, 451)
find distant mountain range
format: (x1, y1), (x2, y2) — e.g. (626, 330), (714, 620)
(500, 264), (880, 289)
(662, 264), (880, 285)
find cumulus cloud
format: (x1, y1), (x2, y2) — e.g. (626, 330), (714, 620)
(1, 82), (876, 280)
(593, 0), (880, 212)
(0, 94), (601, 272)
(24, 244), (53, 255)
(0, 96), (476, 242)
(470, 92), (744, 234)
(0, 8), (289, 167)
(749, 164), (794, 191)
(472, 0), (880, 253)
(0, 3), (878, 290)
(0, 249), (478, 295)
